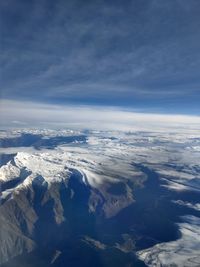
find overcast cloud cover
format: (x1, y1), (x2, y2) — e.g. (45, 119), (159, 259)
(1, 0), (200, 124)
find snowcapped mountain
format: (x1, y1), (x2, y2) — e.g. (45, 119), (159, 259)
(0, 148), (139, 265)
(0, 128), (200, 267)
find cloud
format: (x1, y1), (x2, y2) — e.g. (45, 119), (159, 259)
(172, 200), (200, 212)
(0, 99), (200, 131)
(1, 0), (200, 112)
(137, 215), (200, 267)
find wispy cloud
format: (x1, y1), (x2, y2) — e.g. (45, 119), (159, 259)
(1, 0), (200, 112)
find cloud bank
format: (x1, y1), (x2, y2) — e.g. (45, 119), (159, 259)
(1, 99), (200, 131)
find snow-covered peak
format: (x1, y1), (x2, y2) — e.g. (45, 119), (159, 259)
(0, 152), (71, 188)
(0, 161), (20, 182)
(14, 152), (71, 182)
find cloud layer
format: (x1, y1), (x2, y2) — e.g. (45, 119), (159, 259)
(1, 99), (200, 131)
(1, 0), (200, 113)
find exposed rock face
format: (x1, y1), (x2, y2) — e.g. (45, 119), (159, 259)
(0, 152), (136, 264)
(0, 186), (37, 263)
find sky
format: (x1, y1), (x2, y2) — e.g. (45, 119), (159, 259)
(1, 99), (200, 131)
(1, 0), (200, 125)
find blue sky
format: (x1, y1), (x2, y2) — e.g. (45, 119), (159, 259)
(1, 0), (200, 114)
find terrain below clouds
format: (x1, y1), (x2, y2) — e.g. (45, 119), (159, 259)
(0, 128), (200, 267)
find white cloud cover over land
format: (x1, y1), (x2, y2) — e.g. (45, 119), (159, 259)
(137, 215), (200, 267)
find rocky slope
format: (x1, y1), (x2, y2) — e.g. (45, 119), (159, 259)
(0, 151), (137, 264)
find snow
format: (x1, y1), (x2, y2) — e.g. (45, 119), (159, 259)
(0, 128), (200, 266)
(0, 161), (20, 182)
(137, 216), (200, 267)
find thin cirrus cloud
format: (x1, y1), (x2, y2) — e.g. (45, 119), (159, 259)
(1, 0), (200, 113)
